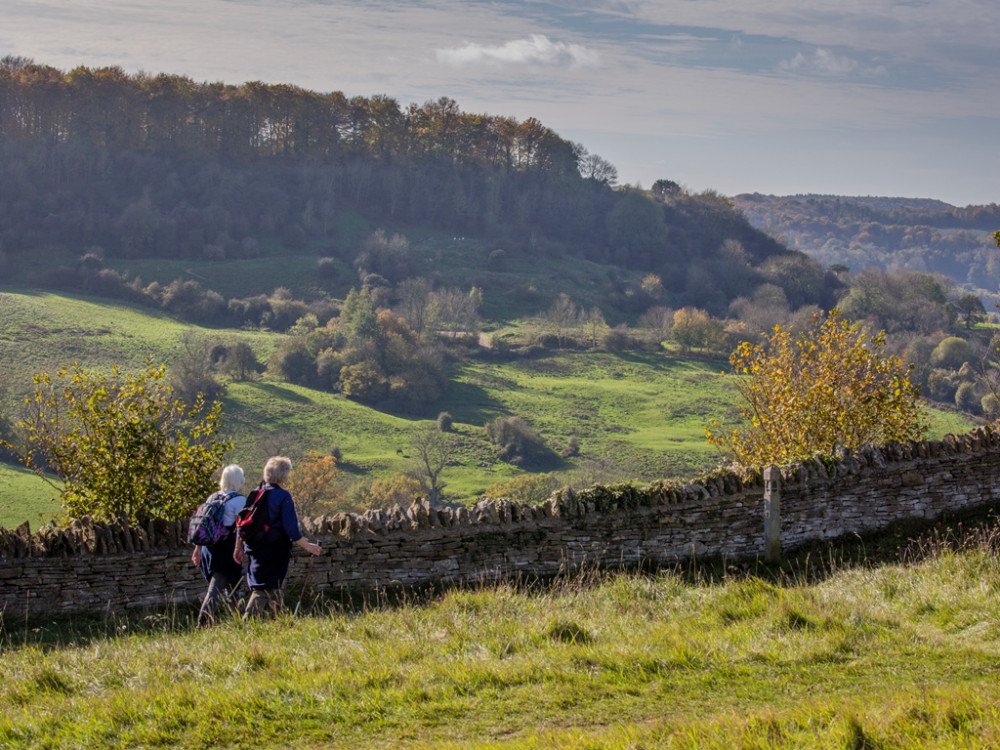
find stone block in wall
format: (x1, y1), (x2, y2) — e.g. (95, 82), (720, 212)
(474, 499), (501, 525)
(119, 522), (135, 554)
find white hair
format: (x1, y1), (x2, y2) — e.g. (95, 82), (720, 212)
(219, 464), (245, 492)
(263, 456), (292, 485)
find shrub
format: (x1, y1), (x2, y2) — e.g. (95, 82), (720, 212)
(339, 360), (389, 402)
(603, 325), (635, 352)
(288, 450), (341, 516)
(561, 434), (580, 458)
(220, 341), (260, 381)
(484, 416), (556, 467)
(982, 394), (1000, 418)
(359, 473), (425, 508)
(955, 382), (981, 413)
(482, 473), (560, 505)
(268, 340), (317, 386)
(926, 369), (959, 402)
(437, 412), (454, 432)
(930, 337), (972, 369)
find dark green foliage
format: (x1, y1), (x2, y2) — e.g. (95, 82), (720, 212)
(341, 287), (379, 344)
(955, 293), (987, 329)
(602, 326), (636, 352)
(484, 416), (556, 467)
(930, 337), (972, 370)
(219, 341), (260, 381)
(268, 339), (319, 387)
(955, 382), (981, 414)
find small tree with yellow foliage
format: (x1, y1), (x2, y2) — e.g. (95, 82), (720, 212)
(11, 359), (230, 523)
(359, 473), (426, 509)
(288, 450), (342, 515)
(706, 310), (926, 467)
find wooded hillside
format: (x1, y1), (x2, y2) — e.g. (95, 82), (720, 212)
(0, 58), (810, 319)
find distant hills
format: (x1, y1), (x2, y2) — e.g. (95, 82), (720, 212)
(732, 193), (1000, 298)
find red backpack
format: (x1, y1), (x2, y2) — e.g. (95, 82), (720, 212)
(235, 484), (271, 545)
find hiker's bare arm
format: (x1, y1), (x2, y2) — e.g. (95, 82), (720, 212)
(296, 538), (322, 556)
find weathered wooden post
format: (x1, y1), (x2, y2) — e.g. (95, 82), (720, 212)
(763, 465), (782, 563)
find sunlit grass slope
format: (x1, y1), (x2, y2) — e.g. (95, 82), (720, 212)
(0, 464), (60, 531)
(2, 529), (999, 748)
(0, 289), (978, 529)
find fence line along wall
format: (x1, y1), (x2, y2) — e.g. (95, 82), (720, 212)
(3, 425), (1000, 620)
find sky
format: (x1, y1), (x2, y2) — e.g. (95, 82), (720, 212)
(3, 0), (999, 206)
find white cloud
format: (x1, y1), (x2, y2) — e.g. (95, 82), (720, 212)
(436, 34), (601, 69)
(778, 48), (885, 78)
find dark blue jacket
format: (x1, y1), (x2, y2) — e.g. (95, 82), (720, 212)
(244, 483), (303, 589)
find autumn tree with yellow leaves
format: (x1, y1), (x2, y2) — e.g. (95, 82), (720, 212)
(288, 450), (343, 515)
(706, 310), (927, 467)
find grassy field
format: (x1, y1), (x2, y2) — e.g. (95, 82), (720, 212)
(0, 288), (978, 530)
(103, 229), (646, 326)
(0, 289), (280, 384)
(2, 520), (999, 749)
(0, 464), (61, 531)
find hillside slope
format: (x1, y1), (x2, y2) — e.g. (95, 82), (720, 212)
(733, 193), (1000, 294)
(0, 290), (975, 530)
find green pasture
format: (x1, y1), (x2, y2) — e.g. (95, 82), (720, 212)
(451, 351), (734, 481)
(0, 289), (279, 391)
(113, 254), (348, 302)
(109, 232), (644, 325)
(3, 523), (1000, 748)
(0, 464), (60, 531)
(0, 289), (979, 530)
(424, 237), (642, 323)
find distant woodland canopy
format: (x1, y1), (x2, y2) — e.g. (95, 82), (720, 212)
(733, 194), (1000, 294)
(0, 58), (811, 317)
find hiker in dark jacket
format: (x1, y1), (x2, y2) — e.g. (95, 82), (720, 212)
(234, 456), (321, 618)
(191, 464), (247, 626)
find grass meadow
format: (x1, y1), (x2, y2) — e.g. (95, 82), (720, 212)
(0, 288), (977, 530)
(0, 464), (61, 531)
(1, 288), (996, 748)
(2, 519), (999, 749)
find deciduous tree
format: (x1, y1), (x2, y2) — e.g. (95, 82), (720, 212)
(954, 293), (987, 329)
(706, 310), (926, 466)
(410, 422), (455, 504)
(288, 450), (341, 515)
(671, 307), (724, 353)
(10, 359), (231, 523)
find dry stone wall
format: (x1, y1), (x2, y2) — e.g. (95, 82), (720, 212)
(3, 425), (1000, 619)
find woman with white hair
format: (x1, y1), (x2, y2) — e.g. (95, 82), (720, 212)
(190, 463), (247, 626)
(234, 456), (322, 618)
